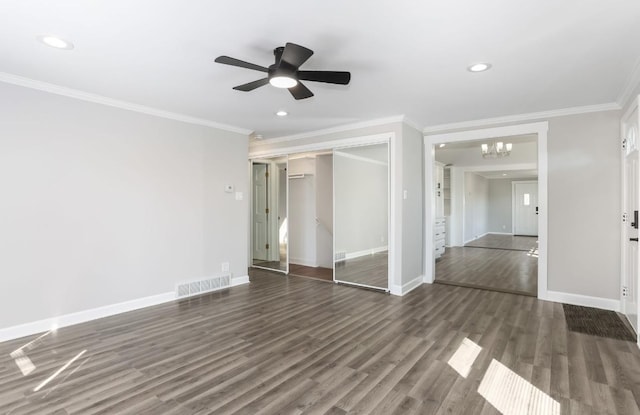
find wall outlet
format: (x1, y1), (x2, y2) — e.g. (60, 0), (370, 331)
(622, 286), (629, 298)
(222, 262), (230, 272)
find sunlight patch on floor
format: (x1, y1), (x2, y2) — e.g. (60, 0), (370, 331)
(478, 359), (560, 415)
(447, 337), (482, 378)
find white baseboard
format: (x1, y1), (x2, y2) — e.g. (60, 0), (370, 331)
(231, 275), (250, 287)
(464, 233), (489, 245)
(0, 291), (175, 343)
(487, 232), (514, 235)
(390, 275), (424, 296)
(289, 258), (318, 268)
(544, 290), (620, 312)
(0, 275), (252, 344)
(337, 246), (388, 262)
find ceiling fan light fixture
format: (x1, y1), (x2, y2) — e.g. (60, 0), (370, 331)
(269, 76), (298, 89)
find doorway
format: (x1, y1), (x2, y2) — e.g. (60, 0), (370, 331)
(424, 122), (548, 299)
(287, 152), (333, 282)
(251, 157), (288, 273)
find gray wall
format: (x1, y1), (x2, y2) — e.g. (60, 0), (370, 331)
(315, 154), (333, 269)
(487, 178), (515, 233)
(547, 111), (621, 299)
(288, 158), (317, 266)
(0, 82), (249, 329)
(402, 124), (425, 285)
(464, 172), (489, 242)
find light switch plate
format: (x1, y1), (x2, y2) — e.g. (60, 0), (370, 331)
(235, 191), (243, 201)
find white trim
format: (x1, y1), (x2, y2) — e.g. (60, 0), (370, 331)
(423, 104), (619, 134)
(231, 275), (250, 287)
(545, 290), (620, 312)
(464, 232), (490, 245)
(335, 246), (388, 262)
(0, 291), (174, 343)
(0, 72), (252, 136)
(486, 232), (514, 236)
(402, 116), (424, 133)
(289, 258), (319, 268)
(391, 275), (425, 296)
(425, 122), (548, 300)
(334, 151), (388, 166)
(256, 116), (406, 144)
(0, 276), (251, 343)
(618, 57), (640, 109)
(249, 133), (391, 159)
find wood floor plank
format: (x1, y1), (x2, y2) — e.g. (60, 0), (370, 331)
(0, 269), (639, 414)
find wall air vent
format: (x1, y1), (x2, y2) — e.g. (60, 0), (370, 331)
(175, 274), (231, 299)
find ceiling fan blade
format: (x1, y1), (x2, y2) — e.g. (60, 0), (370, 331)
(297, 71), (351, 85)
(280, 43), (314, 68)
(215, 56), (268, 72)
(233, 78), (270, 91)
(288, 82), (314, 100)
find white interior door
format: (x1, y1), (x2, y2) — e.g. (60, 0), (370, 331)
(622, 104), (639, 334)
(513, 181), (538, 236)
(253, 163), (268, 261)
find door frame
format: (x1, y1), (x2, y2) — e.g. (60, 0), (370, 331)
(620, 95), (640, 342)
(512, 180), (539, 236)
(249, 132), (396, 293)
(424, 121), (549, 300)
(249, 158), (289, 274)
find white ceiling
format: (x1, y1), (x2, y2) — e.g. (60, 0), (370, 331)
(1, 0), (639, 138)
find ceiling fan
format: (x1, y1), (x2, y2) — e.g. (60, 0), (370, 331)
(214, 42), (351, 100)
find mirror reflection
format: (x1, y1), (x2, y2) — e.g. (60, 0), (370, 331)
(334, 143), (389, 290)
(252, 157), (287, 272)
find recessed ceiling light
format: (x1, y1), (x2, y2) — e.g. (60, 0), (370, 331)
(276, 110), (288, 117)
(37, 35), (74, 50)
(439, 143), (446, 148)
(468, 63), (491, 72)
(502, 173), (507, 176)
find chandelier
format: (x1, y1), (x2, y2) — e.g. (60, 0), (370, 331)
(481, 141), (512, 158)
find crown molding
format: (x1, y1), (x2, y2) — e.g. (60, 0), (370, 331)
(617, 56), (640, 110)
(401, 116), (423, 132)
(422, 103), (621, 134)
(0, 72), (252, 136)
(256, 115), (408, 144)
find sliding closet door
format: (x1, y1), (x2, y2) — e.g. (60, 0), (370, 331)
(251, 157), (288, 273)
(333, 143), (389, 291)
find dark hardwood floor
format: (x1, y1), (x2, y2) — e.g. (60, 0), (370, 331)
(1, 269), (639, 414)
(465, 234), (538, 252)
(288, 264), (333, 282)
(437, 235), (538, 297)
(335, 251), (388, 290)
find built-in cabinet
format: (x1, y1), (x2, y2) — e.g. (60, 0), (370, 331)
(434, 162), (447, 258)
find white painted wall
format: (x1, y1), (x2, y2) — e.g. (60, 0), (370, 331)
(288, 158), (317, 266)
(464, 172), (489, 243)
(0, 82), (249, 330)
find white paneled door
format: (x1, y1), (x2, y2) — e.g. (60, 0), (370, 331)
(513, 181), (538, 236)
(622, 102), (639, 335)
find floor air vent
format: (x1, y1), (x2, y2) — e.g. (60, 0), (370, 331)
(175, 274), (231, 299)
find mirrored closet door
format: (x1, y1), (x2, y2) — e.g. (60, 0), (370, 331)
(333, 143), (389, 290)
(251, 157), (288, 273)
